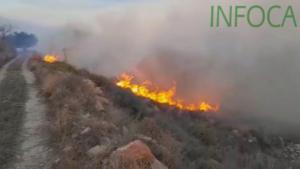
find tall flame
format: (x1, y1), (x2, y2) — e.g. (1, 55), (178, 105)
(116, 73), (220, 112)
(43, 55), (58, 63)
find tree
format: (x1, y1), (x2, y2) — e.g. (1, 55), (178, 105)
(8, 32), (38, 50)
(0, 25), (15, 64)
(0, 24), (12, 40)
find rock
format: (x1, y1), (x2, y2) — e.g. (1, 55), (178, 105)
(83, 79), (96, 88)
(248, 136), (257, 143)
(101, 137), (111, 145)
(63, 145), (73, 153)
(137, 135), (154, 142)
(98, 96), (109, 105)
(110, 140), (168, 169)
(101, 121), (118, 131)
(71, 133), (78, 139)
(87, 145), (108, 157)
(95, 87), (104, 95)
(122, 126), (129, 135)
(232, 129), (239, 136)
(54, 158), (60, 164)
(95, 99), (105, 111)
(279, 137), (285, 147)
(136, 134), (159, 145)
(208, 118), (216, 125)
(288, 147), (294, 152)
(80, 127), (91, 135)
(151, 159), (169, 169)
(82, 113), (91, 119)
(207, 159), (224, 169)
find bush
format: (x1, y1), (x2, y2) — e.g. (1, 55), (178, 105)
(0, 40), (15, 66)
(190, 123), (218, 145)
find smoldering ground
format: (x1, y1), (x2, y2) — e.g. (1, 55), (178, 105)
(33, 0), (300, 136)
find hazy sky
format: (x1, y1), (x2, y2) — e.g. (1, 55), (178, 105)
(0, 0), (159, 26)
(1, 0), (300, 133)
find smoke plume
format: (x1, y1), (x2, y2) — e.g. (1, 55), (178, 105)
(32, 0), (300, 135)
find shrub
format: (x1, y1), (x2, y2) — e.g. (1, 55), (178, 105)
(190, 123), (218, 145)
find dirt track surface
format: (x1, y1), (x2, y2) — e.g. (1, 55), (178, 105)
(0, 55), (51, 169)
(0, 57), (27, 169)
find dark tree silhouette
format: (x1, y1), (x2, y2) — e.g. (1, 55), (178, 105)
(8, 32), (38, 50)
(0, 25), (12, 40)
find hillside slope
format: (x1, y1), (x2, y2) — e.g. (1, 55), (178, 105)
(29, 57), (300, 169)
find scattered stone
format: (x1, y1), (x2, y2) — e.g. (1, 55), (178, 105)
(63, 145), (73, 153)
(110, 140), (168, 169)
(288, 147), (294, 152)
(80, 127), (91, 135)
(87, 145), (108, 157)
(102, 137), (111, 145)
(232, 129), (239, 136)
(95, 87), (104, 95)
(122, 126), (129, 135)
(279, 137), (285, 147)
(54, 158), (60, 164)
(208, 119), (216, 125)
(71, 133), (78, 139)
(95, 99), (105, 112)
(101, 121), (118, 131)
(248, 136), (257, 143)
(98, 96), (109, 105)
(151, 159), (169, 169)
(208, 159), (223, 169)
(83, 79), (96, 88)
(137, 134), (155, 143)
(82, 113), (91, 119)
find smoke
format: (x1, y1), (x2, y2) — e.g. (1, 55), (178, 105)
(33, 0), (300, 135)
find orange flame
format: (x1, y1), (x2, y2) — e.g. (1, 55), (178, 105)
(43, 54), (58, 63)
(116, 73), (220, 112)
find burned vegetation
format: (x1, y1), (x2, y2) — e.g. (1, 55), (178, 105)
(28, 56), (300, 169)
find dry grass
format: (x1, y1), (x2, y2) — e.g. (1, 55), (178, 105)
(0, 40), (15, 67)
(28, 58), (296, 169)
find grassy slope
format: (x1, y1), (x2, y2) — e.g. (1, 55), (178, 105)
(30, 59), (299, 169)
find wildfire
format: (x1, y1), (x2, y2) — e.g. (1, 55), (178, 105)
(116, 73), (220, 112)
(43, 54), (58, 63)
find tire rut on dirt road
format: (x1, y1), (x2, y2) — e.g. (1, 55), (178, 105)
(0, 56), (51, 169)
(0, 58), (16, 84)
(0, 57), (27, 169)
(11, 58), (51, 169)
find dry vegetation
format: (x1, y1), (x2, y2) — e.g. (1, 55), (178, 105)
(0, 40), (15, 67)
(28, 57), (300, 169)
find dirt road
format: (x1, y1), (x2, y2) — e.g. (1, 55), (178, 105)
(0, 55), (51, 169)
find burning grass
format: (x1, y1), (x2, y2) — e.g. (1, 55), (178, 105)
(43, 54), (58, 64)
(116, 73), (219, 113)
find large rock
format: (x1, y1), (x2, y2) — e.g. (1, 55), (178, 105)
(110, 140), (168, 169)
(87, 145), (108, 157)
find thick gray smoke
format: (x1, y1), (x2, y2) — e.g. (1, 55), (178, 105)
(36, 0), (300, 135)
